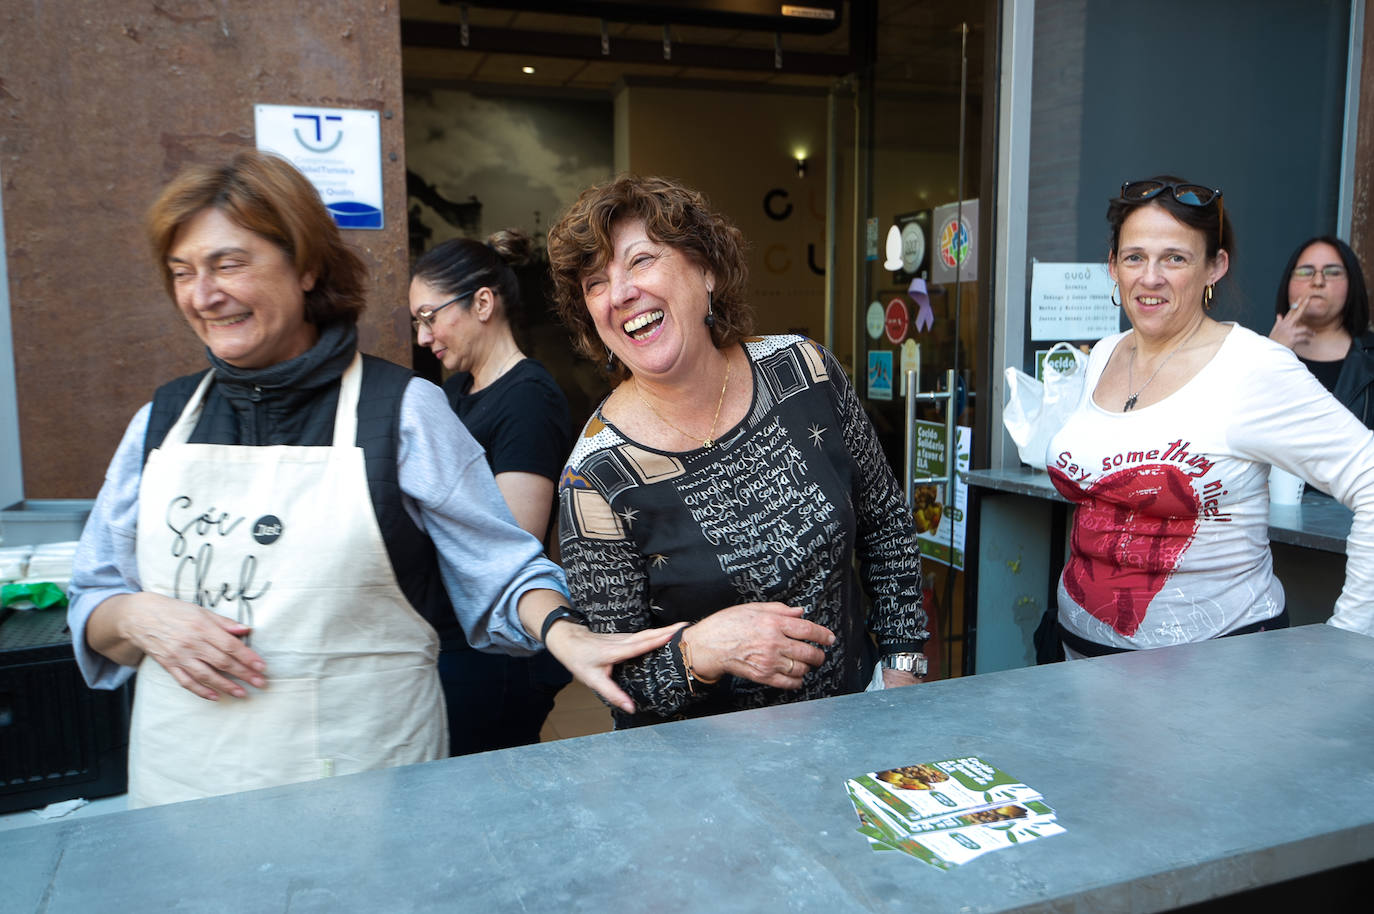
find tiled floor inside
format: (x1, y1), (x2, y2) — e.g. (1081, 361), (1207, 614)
(2, 678), (612, 832)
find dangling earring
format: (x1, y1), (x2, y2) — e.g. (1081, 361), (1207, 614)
(605, 348), (616, 372)
(1111, 284), (1122, 307)
(704, 291), (716, 329)
(1203, 284), (1215, 310)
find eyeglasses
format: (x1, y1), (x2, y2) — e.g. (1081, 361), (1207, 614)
(1292, 264), (1346, 281)
(411, 290), (475, 335)
(1121, 180), (1225, 247)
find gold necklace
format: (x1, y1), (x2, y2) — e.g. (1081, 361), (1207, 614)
(634, 357), (732, 448)
(1124, 318), (1205, 411)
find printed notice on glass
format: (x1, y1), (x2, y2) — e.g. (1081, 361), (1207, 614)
(1029, 261), (1118, 341)
(255, 104), (383, 230)
(911, 422), (969, 570)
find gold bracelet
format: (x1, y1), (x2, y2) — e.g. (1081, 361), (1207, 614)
(680, 635), (720, 694)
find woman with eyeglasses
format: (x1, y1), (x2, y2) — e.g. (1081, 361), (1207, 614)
(1044, 175), (1374, 656)
(409, 230), (575, 754)
(66, 152), (679, 807)
(1269, 236), (1374, 428)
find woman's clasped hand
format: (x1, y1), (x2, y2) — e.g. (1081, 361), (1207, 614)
(677, 603), (836, 689)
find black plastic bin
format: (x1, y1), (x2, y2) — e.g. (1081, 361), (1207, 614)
(0, 607), (131, 814)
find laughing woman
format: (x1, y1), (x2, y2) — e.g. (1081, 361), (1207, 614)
(547, 175), (930, 728)
(67, 152), (679, 806)
(1046, 175), (1374, 656)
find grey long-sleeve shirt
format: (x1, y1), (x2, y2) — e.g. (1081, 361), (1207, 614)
(68, 377), (566, 690)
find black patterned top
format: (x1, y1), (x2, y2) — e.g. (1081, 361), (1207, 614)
(557, 336), (928, 727)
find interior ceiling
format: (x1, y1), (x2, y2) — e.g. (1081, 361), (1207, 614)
(400, 1), (984, 96)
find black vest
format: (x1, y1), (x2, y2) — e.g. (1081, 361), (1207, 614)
(142, 355), (462, 645)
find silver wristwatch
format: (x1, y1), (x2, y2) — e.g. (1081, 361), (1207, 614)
(882, 652), (929, 676)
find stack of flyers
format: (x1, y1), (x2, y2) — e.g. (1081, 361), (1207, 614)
(845, 756), (1065, 870)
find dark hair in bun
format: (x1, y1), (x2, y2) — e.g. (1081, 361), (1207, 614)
(411, 228), (533, 323)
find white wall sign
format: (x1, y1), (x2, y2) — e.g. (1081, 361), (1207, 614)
(255, 104), (383, 230)
(1029, 261), (1119, 341)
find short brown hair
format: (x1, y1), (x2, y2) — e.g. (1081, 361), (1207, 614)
(146, 150), (367, 325)
(547, 175), (752, 378)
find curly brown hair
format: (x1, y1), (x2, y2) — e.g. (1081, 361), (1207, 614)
(146, 150), (367, 325)
(547, 175), (752, 380)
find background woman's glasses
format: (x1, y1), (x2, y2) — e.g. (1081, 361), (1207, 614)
(1292, 265), (1346, 280)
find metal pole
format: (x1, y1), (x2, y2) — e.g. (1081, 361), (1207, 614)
(825, 82), (840, 351)
(903, 370), (917, 507)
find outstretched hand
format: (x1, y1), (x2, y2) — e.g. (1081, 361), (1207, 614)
(544, 620), (688, 714)
(1270, 298), (1313, 350)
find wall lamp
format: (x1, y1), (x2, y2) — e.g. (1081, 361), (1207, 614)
(794, 154), (807, 178)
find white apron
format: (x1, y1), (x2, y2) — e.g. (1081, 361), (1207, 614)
(128, 354), (446, 808)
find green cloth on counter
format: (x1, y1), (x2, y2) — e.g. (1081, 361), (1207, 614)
(1, 581), (67, 610)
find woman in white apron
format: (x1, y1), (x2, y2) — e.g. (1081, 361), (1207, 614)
(67, 151), (679, 808)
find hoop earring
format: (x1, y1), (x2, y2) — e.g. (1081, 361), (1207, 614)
(1203, 284), (1215, 310)
(1111, 284), (1122, 307)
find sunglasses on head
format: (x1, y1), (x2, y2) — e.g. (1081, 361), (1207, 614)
(1122, 180), (1225, 247)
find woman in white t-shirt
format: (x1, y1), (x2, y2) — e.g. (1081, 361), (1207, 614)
(1046, 175), (1374, 656)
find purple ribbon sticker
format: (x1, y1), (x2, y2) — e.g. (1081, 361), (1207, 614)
(909, 278), (934, 332)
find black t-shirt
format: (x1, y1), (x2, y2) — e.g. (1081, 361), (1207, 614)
(443, 358), (573, 483)
(1299, 355), (1344, 393)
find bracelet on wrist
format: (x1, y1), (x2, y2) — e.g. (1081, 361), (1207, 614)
(881, 651), (929, 677)
(671, 625), (719, 694)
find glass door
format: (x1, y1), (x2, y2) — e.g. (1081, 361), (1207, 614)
(849, 9), (987, 680)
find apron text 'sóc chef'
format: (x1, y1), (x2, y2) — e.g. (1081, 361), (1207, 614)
(129, 355), (446, 807)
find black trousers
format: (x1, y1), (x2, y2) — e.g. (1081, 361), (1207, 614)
(436, 647), (573, 756)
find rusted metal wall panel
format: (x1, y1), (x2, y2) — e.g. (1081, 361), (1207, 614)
(0, 1), (408, 498)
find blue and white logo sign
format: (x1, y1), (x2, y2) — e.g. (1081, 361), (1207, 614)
(255, 104), (384, 230)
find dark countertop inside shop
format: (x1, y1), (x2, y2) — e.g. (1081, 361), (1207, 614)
(968, 466), (1353, 554)
(3, 625), (1372, 913)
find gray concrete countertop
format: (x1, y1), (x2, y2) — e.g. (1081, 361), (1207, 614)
(3, 625), (1372, 913)
(968, 467), (1353, 554)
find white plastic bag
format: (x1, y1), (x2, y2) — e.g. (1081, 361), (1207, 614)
(1002, 342), (1088, 470)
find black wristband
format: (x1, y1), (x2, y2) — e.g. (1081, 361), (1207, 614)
(881, 639), (928, 655)
(539, 605), (586, 643)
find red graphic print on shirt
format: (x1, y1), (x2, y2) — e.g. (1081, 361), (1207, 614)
(1048, 464), (1201, 636)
